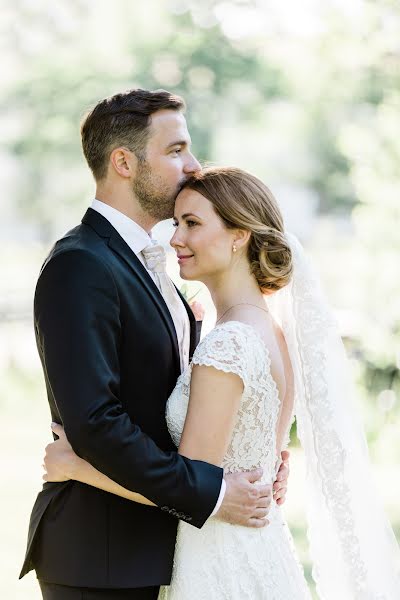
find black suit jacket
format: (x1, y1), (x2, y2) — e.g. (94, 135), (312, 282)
(20, 208), (223, 588)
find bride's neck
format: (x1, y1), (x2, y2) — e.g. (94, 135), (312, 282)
(207, 269), (265, 320)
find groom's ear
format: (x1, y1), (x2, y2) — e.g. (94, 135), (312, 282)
(109, 147), (137, 179)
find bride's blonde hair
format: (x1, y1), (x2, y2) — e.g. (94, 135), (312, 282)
(182, 166), (293, 293)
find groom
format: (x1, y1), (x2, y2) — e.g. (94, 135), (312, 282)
(20, 88), (289, 599)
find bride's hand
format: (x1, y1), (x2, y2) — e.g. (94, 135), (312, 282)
(42, 423), (81, 482)
(273, 450), (290, 505)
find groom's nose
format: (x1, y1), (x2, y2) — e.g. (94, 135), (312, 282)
(183, 152), (201, 175)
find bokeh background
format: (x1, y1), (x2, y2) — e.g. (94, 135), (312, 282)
(1, 0), (399, 597)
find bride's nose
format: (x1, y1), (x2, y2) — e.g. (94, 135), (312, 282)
(170, 227), (184, 249)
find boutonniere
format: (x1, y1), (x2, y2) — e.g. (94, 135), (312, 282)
(179, 283), (202, 303)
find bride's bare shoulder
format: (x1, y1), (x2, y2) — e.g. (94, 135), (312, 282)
(221, 304), (275, 345)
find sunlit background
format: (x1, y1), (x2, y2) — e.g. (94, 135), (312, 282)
(1, 1), (399, 597)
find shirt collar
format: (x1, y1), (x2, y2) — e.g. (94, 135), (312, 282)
(90, 199), (152, 255)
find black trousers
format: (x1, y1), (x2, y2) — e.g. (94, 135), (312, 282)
(39, 581), (160, 600)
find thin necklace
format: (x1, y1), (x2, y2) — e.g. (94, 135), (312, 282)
(216, 302), (269, 324)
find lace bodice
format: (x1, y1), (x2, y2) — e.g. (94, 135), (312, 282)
(160, 320), (311, 600)
(166, 321), (285, 482)
(161, 234), (400, 600)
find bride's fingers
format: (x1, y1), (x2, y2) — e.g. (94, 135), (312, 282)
(273, 479), (286, 493)
(273, 486), (287, 503)
(280, 450), (290, 463)
(276, 463), (289, 482)
(273, 481), (287, 493)
(41, 463), (48, 480)
(273, 494), (285, 503)
(51, 422), (66, 440)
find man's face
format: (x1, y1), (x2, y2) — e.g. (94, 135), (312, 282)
(132, 109), (201, 221)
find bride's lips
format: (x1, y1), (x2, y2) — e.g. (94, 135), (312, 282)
(177, 254), (194, 265)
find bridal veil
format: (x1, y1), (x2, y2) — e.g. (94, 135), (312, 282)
(267, 233), (400, 599)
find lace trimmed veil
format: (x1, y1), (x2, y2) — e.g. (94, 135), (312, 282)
(266, 233), (400, 599)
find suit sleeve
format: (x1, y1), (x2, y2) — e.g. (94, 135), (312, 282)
(35, 248), (222, 528)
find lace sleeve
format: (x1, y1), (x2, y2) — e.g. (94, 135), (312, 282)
(191, 322), (250, 388)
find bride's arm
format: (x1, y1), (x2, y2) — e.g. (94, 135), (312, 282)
(178, 364), (243, 465)
(44, 364), (242, 504)
(44, 423), (155, 506)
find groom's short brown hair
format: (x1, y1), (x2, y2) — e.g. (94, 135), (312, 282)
(81, 88), (185, 180)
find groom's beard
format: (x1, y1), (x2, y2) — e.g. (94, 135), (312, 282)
(133, 160), (186, 221)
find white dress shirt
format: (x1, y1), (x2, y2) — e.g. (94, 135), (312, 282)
(91, 199), (190, 371)
(90, 199), (226, 517)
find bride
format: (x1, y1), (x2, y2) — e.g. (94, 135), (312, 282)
(43, 167), (400, 599)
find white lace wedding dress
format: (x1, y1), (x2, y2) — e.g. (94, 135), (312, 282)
(158, 320), (312, 600)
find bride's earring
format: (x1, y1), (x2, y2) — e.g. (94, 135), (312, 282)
(232, 244), (237, 253)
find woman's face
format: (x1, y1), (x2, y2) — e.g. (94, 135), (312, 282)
(170, 188), (237, 283)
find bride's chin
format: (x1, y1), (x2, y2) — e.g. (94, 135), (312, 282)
(179, 270), (195, 281)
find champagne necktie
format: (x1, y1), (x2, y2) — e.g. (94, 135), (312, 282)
(142, 242), (190, 372)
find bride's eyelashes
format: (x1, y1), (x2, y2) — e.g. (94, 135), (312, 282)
(172, 219), (200, 228)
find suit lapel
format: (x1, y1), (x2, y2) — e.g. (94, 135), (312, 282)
(82, 209), (181, 371)
(176, 287), (198, 360)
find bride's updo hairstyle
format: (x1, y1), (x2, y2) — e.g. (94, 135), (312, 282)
(182, 166), (293, 293)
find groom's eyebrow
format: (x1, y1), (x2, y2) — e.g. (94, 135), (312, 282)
(166, 139), (191, 149)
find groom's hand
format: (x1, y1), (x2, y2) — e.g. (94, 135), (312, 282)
(216, 468), (272, 528)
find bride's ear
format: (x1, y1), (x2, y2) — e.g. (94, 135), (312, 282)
(233, 229), (251, 252)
